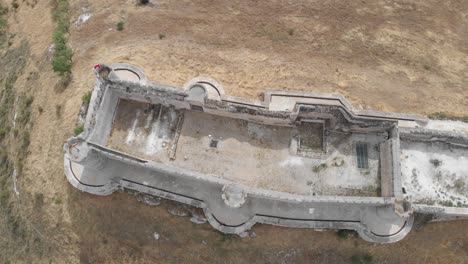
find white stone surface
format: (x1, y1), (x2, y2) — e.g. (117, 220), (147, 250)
(401, 141), (468, 206)
(424, 120), (468, 135)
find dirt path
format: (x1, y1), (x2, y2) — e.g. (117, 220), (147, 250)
(1, 0), (467, 263)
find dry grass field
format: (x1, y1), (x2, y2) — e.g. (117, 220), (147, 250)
(0, 0), (467, 263)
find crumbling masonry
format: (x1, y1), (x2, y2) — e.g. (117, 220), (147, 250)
(64, 64), (468, 243)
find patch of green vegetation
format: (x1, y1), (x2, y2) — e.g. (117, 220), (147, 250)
(255, 22), (289, 42)
(337, 229), (354, 239)
(439, 200), (454, 207)
(220, 233), (235, 242)
(0, 17), (7, 31)
(0, 19), (51, 262)
(0, 17), (5, 32)
(74, 125), (84, 136)
(51, 0), (72, 75)
(82, 91), (91, 105)
(158, 32), (166, 39)
(363, 254), (373, 264)
(0, 4), (7, 15)
(428, 112), (468, 123)
(116, 21), (124, 31)
(0, 68), (41, 261)
(54, 197), (62, 205)
(0, 80), (15, 144)
(351, 255), (361, 264)
(313, 163), (328, 173)
(0, 4), (7, 31)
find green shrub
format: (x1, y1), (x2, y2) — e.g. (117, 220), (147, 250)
(52, 53), (72, 74)
(51, 0), (72, 75)
(74, 125), (84, 136)
(337, 229), (354, 239)
(116, 21), (124, 31)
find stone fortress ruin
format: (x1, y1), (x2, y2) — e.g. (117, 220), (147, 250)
(64, 64), (468, 243)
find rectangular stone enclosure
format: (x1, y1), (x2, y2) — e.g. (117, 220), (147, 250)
(107, 99), (383, 197)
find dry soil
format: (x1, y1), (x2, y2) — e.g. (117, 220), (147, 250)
(1, 0), (468, 263)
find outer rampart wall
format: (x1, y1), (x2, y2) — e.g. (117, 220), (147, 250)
(64, 63), (468, 243)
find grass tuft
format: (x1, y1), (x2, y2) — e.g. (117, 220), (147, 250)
(0, 4), (7, 31)
(82, 91), (92, 105)
(54, 197), (62, 205)
(428, 112), (468, 123)
(74, 125), (84, 136)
